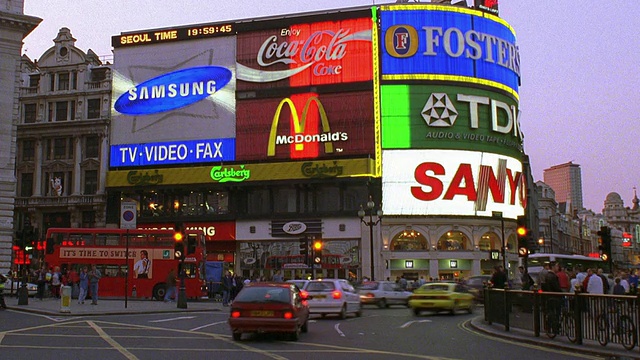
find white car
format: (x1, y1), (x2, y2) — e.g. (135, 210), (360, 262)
(4, 279), (38, 297)
(357, 281), (413, 308)
(303, 279), (362, 319)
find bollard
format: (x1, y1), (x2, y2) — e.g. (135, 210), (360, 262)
(60, 285), (71, 313)
(132, 284), (137, 298)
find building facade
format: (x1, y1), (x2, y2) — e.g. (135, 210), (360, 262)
(14, 27), (111, 269)
(543, 161), (584, 213)
(0, 0), (40, 274)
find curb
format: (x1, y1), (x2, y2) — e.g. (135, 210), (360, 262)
(468, 317), (640, 359)
(5, 305), (222, 317)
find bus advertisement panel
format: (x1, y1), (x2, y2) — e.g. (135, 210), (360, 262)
(44, 228), (207, 300)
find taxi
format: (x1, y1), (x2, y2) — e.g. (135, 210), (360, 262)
(408, 282), (474, 316)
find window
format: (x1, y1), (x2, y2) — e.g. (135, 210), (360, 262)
(84, 136), (99, 158)
(82, 211), (96, 228)
(55, 101), (68, 121)
(24, 104), (37, 123)
(247, 188), (270, 215)
(71, 71), (77, 90)
(53, 138), (68, 159)
(58, 72), (70, 91)
(83, 170), (98, 195)
(29, 74), (39, 88)
(273, 187), (297, 213)
(21, 140), (35, 161)
(87, 99), (101, 119)
(317, 185), (340, 212)
(20, 173), (33, 197)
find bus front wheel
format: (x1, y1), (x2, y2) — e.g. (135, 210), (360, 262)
(153, 283), (167, 301)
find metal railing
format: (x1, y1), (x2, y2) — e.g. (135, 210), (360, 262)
(485, 287), (639, 351)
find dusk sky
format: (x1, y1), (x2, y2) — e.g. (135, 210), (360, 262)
(21, 0), (640, 213)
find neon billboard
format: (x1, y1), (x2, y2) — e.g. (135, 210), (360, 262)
(381, 84), (522, 158)
(380, 5), (520, 98)
(382, 149), (525, 219)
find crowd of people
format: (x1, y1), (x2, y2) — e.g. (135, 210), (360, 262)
(534, 262), (638, 295)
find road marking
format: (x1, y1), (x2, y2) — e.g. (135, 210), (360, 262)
(189, 320), (227, 331)
(149, 316), (196, 323)
(87, 320), (138, 360)
(334, 323), (345, 337)
(400, 320), (432, 328)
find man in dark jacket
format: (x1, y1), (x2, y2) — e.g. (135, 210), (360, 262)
(490, 265), (508, 289)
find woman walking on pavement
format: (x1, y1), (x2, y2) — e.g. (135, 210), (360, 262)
(78, 266), (89, 304)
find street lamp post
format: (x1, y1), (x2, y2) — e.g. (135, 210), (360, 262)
(358, 196), (382, 281)
(492, 211), (506, 271)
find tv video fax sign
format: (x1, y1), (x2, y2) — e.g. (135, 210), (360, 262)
(380, 5), (520, 97)
(382, 149), (525, 219)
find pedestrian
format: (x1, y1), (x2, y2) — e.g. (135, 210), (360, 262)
(541, 263), (562, 293)
(399, 275), (408, 290)
(164, 269), (177, 302)
(272, 270), (284, 282)
(613, 278), (626, 295)
(222, 271), (233, 306)
(0, 272), (7, 309)
(518, 266), (533, 290)
(51, 266), (62, 298)
(35, 266), (46, 300)
(586, 268), (604, 294)
(490, 265), (508, 289)
(88, 264), (101, 305)
(78, 266), (88, 304)
(556, 264), (570, 292)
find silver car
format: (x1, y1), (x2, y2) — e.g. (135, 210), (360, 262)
(304, 279), (362, 319)
(357, 281), (413, 308)
(4, 279), (38, 297)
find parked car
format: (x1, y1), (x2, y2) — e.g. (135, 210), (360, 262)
(3, 279), (38, 297)
(408, 282), (475, 316)
(304, 279), (362, 319)
(464, 275), (491, 303)
(228, 282), (311, 341)
(357, 281), (413, 308)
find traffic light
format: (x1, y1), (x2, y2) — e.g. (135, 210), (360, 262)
(299, 239), (308, 259)
(312, 240), (323, 264)
(516, 215), (528, 257)
(597, 226), (612, 261)
(173, 222), (185, 260)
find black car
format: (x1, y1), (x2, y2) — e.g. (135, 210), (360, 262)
(465, 275), (491, 303)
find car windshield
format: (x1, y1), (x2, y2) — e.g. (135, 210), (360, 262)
(357, 282), (379, 290)
(234, 287), (291, 303)
(306, 281), (336, 292)
(422, 284), (450, 291)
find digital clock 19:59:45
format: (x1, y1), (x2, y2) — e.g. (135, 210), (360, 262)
(187, 25), (233, 36)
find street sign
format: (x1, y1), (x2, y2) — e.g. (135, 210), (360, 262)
(120, 202), (137, 229)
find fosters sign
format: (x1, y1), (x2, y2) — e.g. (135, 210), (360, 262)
(381, 84), (522, 158)
(382, 149), (525, 219)
(380, 5), (520, 97)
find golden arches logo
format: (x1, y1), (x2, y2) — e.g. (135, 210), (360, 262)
(267, 96), (334, 157)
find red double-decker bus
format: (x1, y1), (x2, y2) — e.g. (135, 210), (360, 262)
(44, 227), (207, 300)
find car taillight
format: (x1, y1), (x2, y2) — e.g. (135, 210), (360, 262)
(300, 290), (309, 300)
(332, 291), (342, 299)
(231, 311), (241, 318)
(366, 292), (375, 298)
(283, 312), (293, 319)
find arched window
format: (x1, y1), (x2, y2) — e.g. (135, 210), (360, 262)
(389, 230), (428, 251)
(478, 232), (501, 251)
(437, 231), (471, 251)
(507, 234), (517, 253)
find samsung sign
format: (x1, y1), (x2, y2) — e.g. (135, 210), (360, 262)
(380, 5), (520, 96)
(382, 149), (525, 219)
(110, 138), (235, 167)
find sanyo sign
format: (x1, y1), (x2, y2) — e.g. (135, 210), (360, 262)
(382, 149), (526, 219)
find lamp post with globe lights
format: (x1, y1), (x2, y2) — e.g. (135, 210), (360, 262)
(358, 196), (382, 281)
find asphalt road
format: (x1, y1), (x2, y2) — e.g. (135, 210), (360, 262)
(0, 305), (606, 360)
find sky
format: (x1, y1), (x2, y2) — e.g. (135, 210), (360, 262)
(20, 0), (640, 213)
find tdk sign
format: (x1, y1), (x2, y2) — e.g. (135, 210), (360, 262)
(114, 66), (232, 115)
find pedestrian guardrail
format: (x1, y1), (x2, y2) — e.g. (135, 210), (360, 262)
(485, 287), (639, 351)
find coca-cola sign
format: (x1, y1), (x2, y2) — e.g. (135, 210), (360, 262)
(237, 18), (372, 88)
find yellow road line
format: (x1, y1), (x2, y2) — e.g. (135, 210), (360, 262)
(87, 321), (139, 360)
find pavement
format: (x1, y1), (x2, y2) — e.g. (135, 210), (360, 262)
(3, 296), (639, 359)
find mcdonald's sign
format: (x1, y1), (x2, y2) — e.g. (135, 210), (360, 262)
(236, 92), (375, 161)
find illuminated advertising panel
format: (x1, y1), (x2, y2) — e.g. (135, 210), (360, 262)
(137, 222), (236, 242)
(110, 36), (236, 166)
(381, 84), (522, 158)
(236, 92), (374, 161)
(380, 5), (519, 97)
(106, 158), (375, 187)
(236, 17), (372, 89)
(382, 149), (525, 219)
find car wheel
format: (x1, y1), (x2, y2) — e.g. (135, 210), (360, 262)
(412, 308), (420, 316)
(301, 319), (309, 333)
(355, 304), (363, 317)
(339, 304), (347, 319)
(378, 298), (387, 309)
(232, 332), (242, 341)
(152, 284), (166, 301)
(450, 301), (458, 316)
(290, 326), (301, 341)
